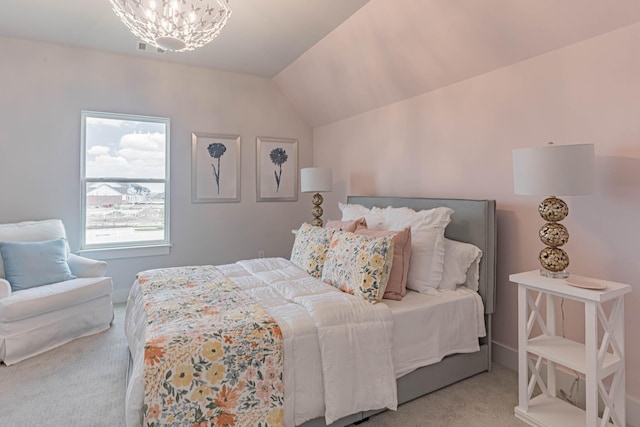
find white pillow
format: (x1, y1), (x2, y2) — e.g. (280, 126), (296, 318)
(383, 206), (454, 292)
(338, 203), (385, 229)
(463, 253), (482, 292)
(338, 202), (369, 220)
(439, 238), (483, 291)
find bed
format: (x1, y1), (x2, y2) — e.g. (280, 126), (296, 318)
(124, 196), (496, 427)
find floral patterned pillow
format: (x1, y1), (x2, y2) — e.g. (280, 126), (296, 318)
(321, 231), (394, 303)
(290, 223), (336, 278)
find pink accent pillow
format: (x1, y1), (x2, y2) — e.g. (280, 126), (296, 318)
(355, 225), (412, 300)
(325, 218), (366, 233)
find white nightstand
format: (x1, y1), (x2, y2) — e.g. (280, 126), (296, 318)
(510, 271), (631, 427)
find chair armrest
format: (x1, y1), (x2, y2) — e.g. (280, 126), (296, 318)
(0, 278), (11, 299)
(67, 253), (107, 278)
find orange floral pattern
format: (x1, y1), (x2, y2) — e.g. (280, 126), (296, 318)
(138, 265), (284, 427)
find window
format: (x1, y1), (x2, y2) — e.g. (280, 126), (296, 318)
(81, 111), (170, 256)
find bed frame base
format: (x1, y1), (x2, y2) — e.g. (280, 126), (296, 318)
(299, 343), (490, 427)
(395, 343), (489, 405)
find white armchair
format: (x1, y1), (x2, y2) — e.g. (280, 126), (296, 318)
(0, 219), (113, 365)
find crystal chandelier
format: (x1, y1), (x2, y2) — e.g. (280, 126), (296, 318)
(110, 0), (232, 52)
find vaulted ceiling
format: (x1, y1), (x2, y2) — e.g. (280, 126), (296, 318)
(0, 0), (368, 77)
(2, 0), (640, 127)
(273, 0), (640, 127)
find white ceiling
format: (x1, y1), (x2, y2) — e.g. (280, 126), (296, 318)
(0, 0), (369, 78)
(274, 0), (640, 127)
(4, 1), (640, 128)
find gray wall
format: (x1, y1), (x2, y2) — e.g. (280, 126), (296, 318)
(0, 36), (313, 302)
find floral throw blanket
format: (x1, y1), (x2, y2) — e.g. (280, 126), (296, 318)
(137, 265), (284, 427)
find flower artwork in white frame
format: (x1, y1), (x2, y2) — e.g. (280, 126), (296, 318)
(192, 132), (241, 203)
(256, 137), (298, 202)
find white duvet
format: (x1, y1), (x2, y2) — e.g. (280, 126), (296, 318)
(125, 258), (397, 427)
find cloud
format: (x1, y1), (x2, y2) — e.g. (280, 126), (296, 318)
(86, 154), (129, 178)
(87, 145), (111, 156)
(120, 133), (165, 151)
(118, 148), (165, 161)
(86, 132), (165, 178)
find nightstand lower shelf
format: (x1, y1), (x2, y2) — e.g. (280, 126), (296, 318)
(516, 394), (614, 427)
(511, 271), (631, 427)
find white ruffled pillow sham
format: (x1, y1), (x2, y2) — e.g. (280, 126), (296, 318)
(382, 206), (453, 292)
(339, 203), (454, 293)
(338, 203), (385, 229)
(439, 238), (483, 291)
(463, 254), (482, 292)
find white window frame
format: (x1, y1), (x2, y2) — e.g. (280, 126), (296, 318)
(79, 111), (171, 259)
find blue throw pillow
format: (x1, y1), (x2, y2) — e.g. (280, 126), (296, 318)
(0, 238), (76, 291)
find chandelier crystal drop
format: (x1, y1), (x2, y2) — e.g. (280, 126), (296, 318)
(110, 0), (232, 52)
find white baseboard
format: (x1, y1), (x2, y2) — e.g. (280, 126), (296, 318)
(492, 340), (518, 372)
(492, 341), (640, 427)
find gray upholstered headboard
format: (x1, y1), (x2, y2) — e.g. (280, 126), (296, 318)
(347, 196), (497, 315)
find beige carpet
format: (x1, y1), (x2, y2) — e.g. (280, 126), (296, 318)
(0, 304), (526, 427)
(360, 364), (527, 427)
(0, 304), (129, 427)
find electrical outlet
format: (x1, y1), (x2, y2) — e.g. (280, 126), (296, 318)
(258, 250), (265, 258)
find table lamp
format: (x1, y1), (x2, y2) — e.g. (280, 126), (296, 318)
(300, 167), (332, 227)
(512, 142), (595, 278)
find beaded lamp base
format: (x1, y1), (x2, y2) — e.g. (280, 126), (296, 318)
(538, 196), (570, 278)
(311, 193), (324, 227)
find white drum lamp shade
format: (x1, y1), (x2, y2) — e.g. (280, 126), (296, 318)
(513, 143), (595, 196)
(300, 168), (332, 227)
(301, 168), (333, 193)
(512, 143), (595, 278)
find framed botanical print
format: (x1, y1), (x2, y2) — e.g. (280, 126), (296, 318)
(256, 137), (298, 202)
(192, 132), (241, 203)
